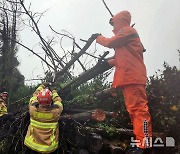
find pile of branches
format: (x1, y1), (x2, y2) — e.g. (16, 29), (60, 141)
(0, 109), (130, 154)
(0, 106), (169, 154)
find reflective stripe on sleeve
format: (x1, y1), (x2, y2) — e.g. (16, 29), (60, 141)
(30, 96), (37, 103)
(54, 101), (63, 108)
(52, 92), (59, 100)
(36, 85), (43, 91)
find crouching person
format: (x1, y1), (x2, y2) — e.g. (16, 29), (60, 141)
(24, 83), (63, 154)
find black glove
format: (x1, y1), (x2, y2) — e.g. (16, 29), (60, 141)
(43, 82), (55, 91)
(90, 33), (101, 40)
(109, 18), (113, 26)
(100, 60), (109, 67)
(49, 85), (56, 91)
(43, 82), (52, 88)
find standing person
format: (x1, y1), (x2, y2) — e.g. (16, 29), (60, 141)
(0, 92), (8, 117)
(94, 11), (152, 153)
(0, 92), (15, 128)
(24, 83), (63, 154)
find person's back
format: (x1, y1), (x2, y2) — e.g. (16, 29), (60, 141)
(24, 84), (63, 154)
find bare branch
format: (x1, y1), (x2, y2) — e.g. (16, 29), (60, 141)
(60, 51), (111, 96)
(15, 40), (55, 70)
(49, 25), (82, 50)
(19, 0), (57, 72)
(55, 35), (97, 79)
(102, 0), (114, 17)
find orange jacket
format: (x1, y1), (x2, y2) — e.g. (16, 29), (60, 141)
(96, 11), (147, 88)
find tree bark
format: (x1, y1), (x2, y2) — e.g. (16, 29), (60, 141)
(60, 109), (115, 122)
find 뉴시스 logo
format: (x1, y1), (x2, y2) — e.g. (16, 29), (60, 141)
(130, 137), (175, 148)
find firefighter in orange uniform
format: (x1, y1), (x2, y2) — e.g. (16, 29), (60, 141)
(24, 83), (63, 154)
(94, 11), (152, 153)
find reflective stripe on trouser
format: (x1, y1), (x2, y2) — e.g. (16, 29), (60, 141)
(24, 119), (58, 153)
(122, 85), (152, 148)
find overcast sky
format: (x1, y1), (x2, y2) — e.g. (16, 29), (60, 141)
(17, 0), (180, 85)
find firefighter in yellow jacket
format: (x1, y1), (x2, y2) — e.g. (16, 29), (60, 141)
(0, 92), (8, 117)
(24, 83), (63, 154)
(0, 92), (15, 128)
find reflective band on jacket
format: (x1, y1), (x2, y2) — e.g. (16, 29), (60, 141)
(52, 92), (59, 100)
(0, 113), (7, 117)
(24, 136), (58, 153)
(0, 106), (7, 116)
(54, 101), (63, 108)
(30, 96), (37, 103)
(36, 85), (43, 91)
(30, 118), (58, 129)
(33, 112), (53, 120)
(24, 119), (58, 153)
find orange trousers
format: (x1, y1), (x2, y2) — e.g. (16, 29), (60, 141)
(122, 85), (152, 148)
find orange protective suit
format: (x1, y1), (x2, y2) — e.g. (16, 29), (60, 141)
(96, 11), (152, 148)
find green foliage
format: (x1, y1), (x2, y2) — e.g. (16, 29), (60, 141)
(0, 3), (24, 93)
(6, 84), (36, 114)
(10, 85), (36, 104)
(147, 62), (180, 143)
(64, 74), (111, 109)
(63, 57), (180, 148)
(98, 123), (117, 137)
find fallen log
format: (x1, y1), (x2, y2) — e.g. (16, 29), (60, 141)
(84, 126), (165, 141)
(55, 35), (98, 78)
(63, 109), (115, 117)
(60, 52), (112, 99)
(84, 126), (134, 137)
(60, 109), (115, 122)
(94, 87), (118, 99)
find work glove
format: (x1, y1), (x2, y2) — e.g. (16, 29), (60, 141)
(98, 59), (111, 69)
(109, 18), (113, 26)
(43, 82), (55, 91)
(49, 85), (56, 91)
(43, 82), (52, 87)
(100, 59), (109, 67)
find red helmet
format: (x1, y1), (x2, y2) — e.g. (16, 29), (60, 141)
(37, 89), (52, 105)
(0, 92), (8, 98)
